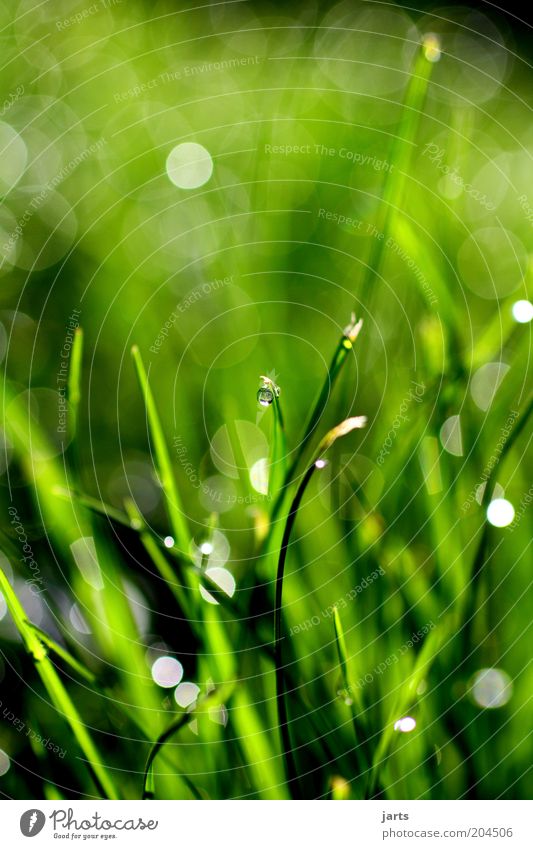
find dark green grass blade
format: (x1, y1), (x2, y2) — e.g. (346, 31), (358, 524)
(142, 713), (203, 800)
(141, 684), (233, 799)
(275, 416), (366, 798)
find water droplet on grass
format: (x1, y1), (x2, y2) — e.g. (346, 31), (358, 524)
(394, 716), (416, 732)
(336, 687), (353, 706)
(257, 375), (280, 407)
(486, 498), (514, 527)
(257, 386), (274, 406)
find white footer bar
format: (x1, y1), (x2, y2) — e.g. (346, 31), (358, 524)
(2, 800), (529, 848)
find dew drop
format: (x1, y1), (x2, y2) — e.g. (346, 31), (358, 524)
(257, 386), (273, 406)
(394, 716), (416, 732)
(486, 498), (514, 528)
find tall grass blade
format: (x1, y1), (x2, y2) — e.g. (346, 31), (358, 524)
(0, 565), (119, 799)
(67, 327), (83, 451)
(360, 38), (435, 301)
(269, 383), (286, 499)
(367, 619), (448, 797)
(263, 315), (363, 564)
(275, 415), (366, 798)
(131, 345), (190, 555)
(464, 390), (533, 639)
(332, 602), (368, 779)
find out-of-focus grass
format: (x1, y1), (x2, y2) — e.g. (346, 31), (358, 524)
(0, 0), (532, 802)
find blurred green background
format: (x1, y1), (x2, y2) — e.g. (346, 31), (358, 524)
(0, 0), (531, 800)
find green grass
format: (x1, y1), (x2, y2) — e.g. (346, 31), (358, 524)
(0, 0), (531, 803)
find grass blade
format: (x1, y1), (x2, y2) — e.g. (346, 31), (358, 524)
(26, 623), (97, 685)
(67, 327), (83, 444)
(131, 345), (190, 554)
(123, 497), (190, 613)
(275, 415), (366, 798)
(141, 683), (233, 799)
(464, 390), (533, 640)
(261, 315), (364, 578)
(332, 606), (369, 779)
(267, 379), (286, 499)
(52, 486), (132, 528)
(278, 315), (363, 503)
(367, 619), (448, 798)
(360, 37), (435, 301)
(0, 565), (119, 799)
(142, 712), (202, 800)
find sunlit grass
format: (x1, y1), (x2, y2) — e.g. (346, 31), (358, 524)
(0, 0), (531, 804)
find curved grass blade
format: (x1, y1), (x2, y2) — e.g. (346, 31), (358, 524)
(143, 717), (203, 800)
(141, 684), (233, 800)
(275, 416), (366, 798)
(262, 316), (363, 578)
(277, 316), (362, 506)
